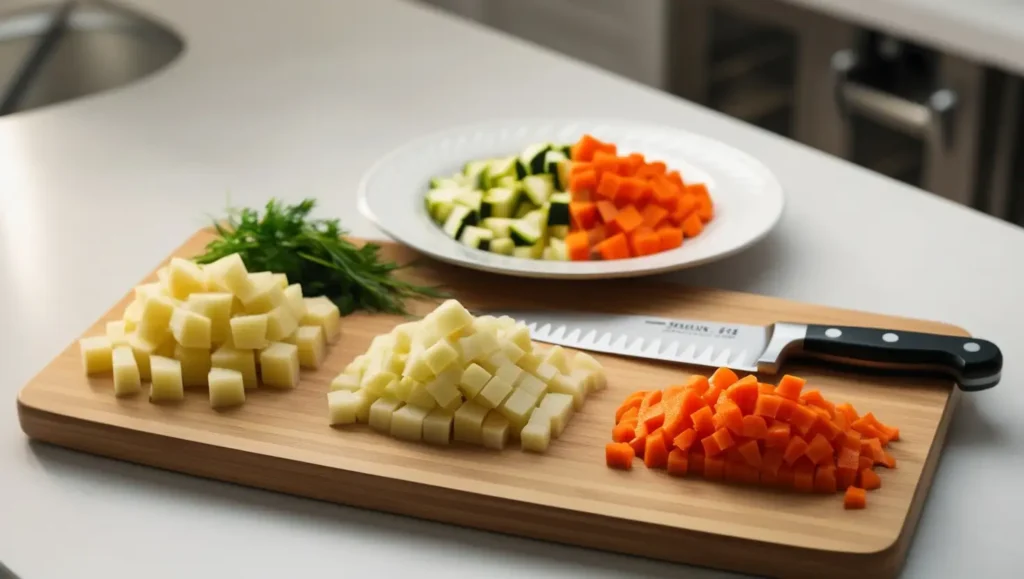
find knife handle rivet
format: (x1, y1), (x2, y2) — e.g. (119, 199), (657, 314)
(882, 332), (899, 343)
(964, 342), (981, 353)
(825, 328), (842, 338)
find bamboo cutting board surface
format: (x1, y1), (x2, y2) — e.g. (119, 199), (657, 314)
(17, 230), (962, 579)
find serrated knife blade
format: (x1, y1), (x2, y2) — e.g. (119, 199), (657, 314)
(480, 309), (1004, 392)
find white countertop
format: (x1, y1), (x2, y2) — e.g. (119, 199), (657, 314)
(2, 0), (1023, 577)
(780, 0), (1024, 74)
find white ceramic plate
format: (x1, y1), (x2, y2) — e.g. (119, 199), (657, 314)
(358, 119), (784, 279)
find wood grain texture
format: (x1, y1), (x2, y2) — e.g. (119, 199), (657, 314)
(17, 230), (964, 579)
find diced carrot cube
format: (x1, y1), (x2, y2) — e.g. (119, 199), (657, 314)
(667, 170), (685, 189)
(673, 428), (698, 452)
(650, 176), (680, 211)
(761, 447), (785, 476)
(595, 171), (623, 201)
(736, 439), (762, 468)
(741, 415), (769, 440)
(859, 468), (882, 490)
(586, 225), (607, 246)
(858, 455), (874, 471)
(629, 423), (648, 457)
(775, 375), (805, 400)
(701, 433), (722, 457)
(681, 213), (704, 237)
(709, 367), (739, 389)
(656, 227), (683, 251)
(595, 200), (618, 224)
(640, 204), (669, 230)
(617, 178), (647, 207)
(714, 401), (744, 435)
(629, 227), (662, 257)
(644, 428), (670, 468)
(564, 231), (591, 261)
(691, 406), (716, 437)
(879, 451), (897, 469)
(814, 465), (838, 494)
(688, 450), (706, 476)
(789, 405), (820, 436)
(686, 375), (711, 396)
(764, 422), (791, 449)
(783, 436), (810, 465)
(843, 486), (867, 509)
(836, 467), (857, 490)
(793, 462), (816, 493)
(703, 456), (725, 480)
(611, 204), (644, 234)
(805, 433), (835, 466)
(754, 394), (783, 419)
(667, 449), (689, 476)
(569, 202), (598, 230)
(725, 375), (759, 414)
(595, 233), (631, 260)
(605, 442), (635, 470)
(611, 420), (636, 443)
(571, 135), (606, 162)
(837, 445), (860, 471)
(670, 195), (698, 224)
(636, 161), (667, 178)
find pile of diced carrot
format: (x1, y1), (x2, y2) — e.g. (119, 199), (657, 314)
(564, 134), (714, 261)
(605, 368), (899, 510)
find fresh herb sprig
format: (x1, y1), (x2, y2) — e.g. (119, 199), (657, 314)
(194, 198), (446, 316)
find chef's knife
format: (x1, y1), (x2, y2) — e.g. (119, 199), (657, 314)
(482, 310), (1002, 391)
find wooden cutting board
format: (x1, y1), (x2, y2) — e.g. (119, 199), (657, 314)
(17, 230), (962, 579)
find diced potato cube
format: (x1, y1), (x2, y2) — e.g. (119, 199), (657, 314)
(287, 325), (325, 370)
(428, 299), (474, 337)
(569, 368), (597, 394)
(495, 316), (517, 330)
(516, 373), (548, 398)
(241, 276), (285, 314)
(327, 389), (367, 425)
(211, 345), (258, 389)
(494, 363), (523, 388)
(149, 355), (184, 402)
(330, 373), (361, 392)
(155, 337), (177, 358)
(106, 321), (129, 347)
(383, 380), (401, 399)
(543, 345), (571, 374)
(550, 373), (586, 410)
(533, 362), (559, 384)
(521, 413), (552, 453)
(456, 334), (481, 365)
(505, 323), (533, 352)
(282, 284), (306, 320)
(499, 339), (525, 363)
(174, 344), (211, 387)
(538, 393), (574, 437)
(394, 376), (417, 401)
(422, 408), (454, 445)
(79, 336), (113, 375)
(453, 399), (489, 444)
(403, 352), (434, 383)
(392, 322), (417, 355)
(414, 320), (442, 348)
(230, 314), (269, 350)
(271, 273), (289, 290)
(260, 342), (300, 389)
(265, 306), (299, 342)
(127, 331), (161, 381)
(208, 367), (246, 408)
(498, 388), (539, 430)
(368, 397), (403, 433)
(206, 253), (254, 299)
(480, 351), (511, 374)
(137, 294), (177, 343)
(123, 300), (143, 330)
(471, 315), (499, 334)
(301, 297), (340, 342)
(517, 352), (542, 373)
(185, 292), (233, 344)
(477, 375), (513, 409)
(391, 404), (430, 441)
(469, 331), (501, 362)
(572, 352), (607, 391)
(425, 369), (462, 409)
(406, 382), (438, 410)
(423, 340), (458, 374)
(169, 307), (212, 349)
(112, 346), (141, 396)
(344, 355), (368, 379)
(134, 282), (162, 305)
(458, 363), (491, 398)
(166, 257), (207, 300)
(481, 411), (510, 450)
(361, 371), (396, 396)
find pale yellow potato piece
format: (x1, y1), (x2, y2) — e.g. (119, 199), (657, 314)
(498, 388), (539, 432)
(174, 344), (211, 387)
(327, 389), (367, 425)
(169, 307), (212, 349)
(206, 253), (254, 299)
(329, 373), (361, 392)
(265, 306), (299, 342)
(260, 342), (300, 389)
(391, 404), (429, 441)
(427, 299), (474, 337)
(480, 351), (511, 374)
(537, 392), (574, 437)
(405, 382), (438, 410)
(149, 355), (184, 402)
(137, 294), (177, 343)
(134, 282), (162, 306)
(425, 366), (462, 408)
(392, 322), (417, 355)
(499, 339), (525, 364)
(393, 375), (417, 402)
(301, 297), (340, 342)
(520, 413), (552, 453)
(122, 300), (143, 330)
(505, 323), (532, 352)
(80, 336), (113, 375)
(208, 367), (245, 408)
(458, 363), (492, 399)
(155, 337), (176, 358)
(368, 397), (403, 433)
(477, 375), (513, 409)
(210, 345), (257, 389)
(112, 346), (142, 397)
(361, 371), (396, 397)
(127, 331), (161, 381)
(468, 331), (501, 363)
(516, 373), (548, 398)
(542, 345), (571, 374)
(494, 363), (523, 388)
(481, 411), (510, 450)
(271, 273), (289, 290)
(282, 284), (306, 319)
(230, 314), (269, 350)
(402, 352), (434, 383)
(422, 407), (454, 445)
(423, 340), (458, 374)
(453, 399), (489, 445)
(241, 276), (285, 314)
(549, 373), (586, 410)
(106, 320), (129, 347)
(166, 257), (207, 300)
(185, 292), (233, 344)
(572, 352), (607, 391)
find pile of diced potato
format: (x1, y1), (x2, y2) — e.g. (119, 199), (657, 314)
(327, 299), (606, 452)
(78, 254), (341, 408)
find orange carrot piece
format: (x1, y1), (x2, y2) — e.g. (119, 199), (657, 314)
(688, 450), (706, 476)
(629, 228), (662, 257)
(691, 406), (716, 437)
(640, 204), (669, 230)
(570, 161), (594, 175)
(606, 442), (635, 470)
(644, 428), (670, 468)
(569, 169), (598, 193)
(736, 439), (762, 468)
(667, 170), (686, 189)
(775, 375), (806, 400)
(586, 225), (607, 246)
(650, 177), (680, 211)
(595, 172), (623, 201)
(776, 399), (798, 422)
(844, 486), (867, 509)
(666, 449), (689, 476)
(612, 421), (637, 443)
(618, 407), (639, 426)
(852, 419), (888, 444)
(879, 452), (897, 469)
(656, 227), (683, 251)
(714, 401), (744, 435)
(614, 392), (646, 422)
(712, 427), (737, 452)
(741, 415), (769, 440)
(758, 383), (775, 395)
(725, 375), (759, 414)
(861, 438), (885, 463)
(661, 393), (691, 439)
(859, 468), (882, 490)
(673, 428), (698, 452)
(628, 423), (648, 457)
(805, 434), (835, 466)
(701, 433), (723, 457)
(838, 429), (862, 452)
(754, 394), (783, 419)
(639, 403), (665, 432)
(670, 195), (698, 225)
(761, 447), (785, 477)
(789, 405), (820, 436)
(564, 231), (591, 262)
(595, 233), (631, 260)
(569, 202), (598, 230)
(637, 161), (667, 178)
(686, 375), (711, 396)
(595, 200), (618, 224)
(637, 389), (662, 417)
(835, 402), (860, 423)
(765, 422), (791, 449)
(836, 467), (857, 490)
(571, 135), (613, 162)
(858, 455), (874, 471)
(709, 367), (739, 390)
(616, 178), (646, 207)
(703, 456), (725, 480)
(611, 204), (644, 235)
(837, 445), (860, 471)
(680, 388), (707, 418)
(776, 464), (795, 488)
(814, 465), (838, 494)
(681, 213), (704, 237)
(702, 383), (725, 407)
(793, 462), (816, 493)
(687, 183), (714, 222)
(783, 436), (810, 465)
(624, 152), (646, 172)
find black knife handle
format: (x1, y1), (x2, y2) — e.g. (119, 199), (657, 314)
(802, 324), (1002, 391)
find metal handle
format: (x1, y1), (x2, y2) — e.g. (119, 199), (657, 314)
(830, 49), (958, 149)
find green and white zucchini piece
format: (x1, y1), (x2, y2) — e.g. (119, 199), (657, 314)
(485, 157), (517, 188)
(425, 188), (459, 223)
(481, 217), (514, 238)
(516, 142), (552, 178)
(555, 159), (572, 192)
(463, 160), (489, 188)
(459, 225), (494, 250)
(513, 242), (544, 259)
(489, 238), (515, 255)
(509, 219), (542, 247)
(548, 225), (569, 240)
(454, 190), (483, 215)
(543, 238), (567, 261)
(522, 175), (554, 206)
(514, 201), (537, 219)
(481, 187), (519, 219)
(547, 192), (571, 226)
(442, 205), (474, 239)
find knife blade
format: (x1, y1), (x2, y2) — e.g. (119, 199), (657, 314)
(481, 310), (1002, 392)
